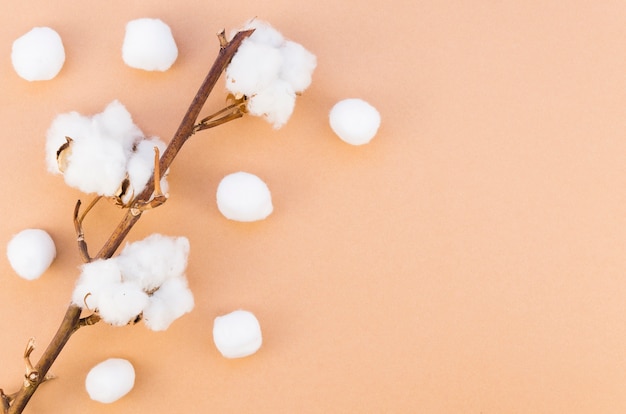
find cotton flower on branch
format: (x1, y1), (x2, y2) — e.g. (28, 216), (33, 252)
(225, 19), (317, 129)
(45, 100), (168, 204)
(71, 234), (194, 330)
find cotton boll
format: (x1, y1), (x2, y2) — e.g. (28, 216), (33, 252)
(97, 281), (149, 326)
(216, 172), (273, 222)
(72, 259), (122, 310)
(6, 229), (56, 280)
(118, 234), (190, 291)
(11, 27), (65, 81)
(122, 18), (178, 71)
(279, 40), (317, 93)
(329, 98), (381, 145)
(63, 134), (129, 196)
(247, 79), (296, 129)
(213, 310), (262, 358)
(143, 276), (194, 331)
(226, 41), (283, 97)
(85, 358), (135, 404)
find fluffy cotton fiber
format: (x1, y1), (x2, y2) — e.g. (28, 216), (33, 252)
(85, 358), (135, 403)
(213, 310), (263, 358)
(329, 98), (381, 145)
(216, 172), (273, 222)
(122, 18), (178, 71)
(11, 27), (65, 81)
(7, 229), (56, 280)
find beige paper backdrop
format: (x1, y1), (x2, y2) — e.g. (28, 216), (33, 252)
(1, 1), (626, 412)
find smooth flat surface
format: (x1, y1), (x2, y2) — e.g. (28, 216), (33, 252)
(1, 1), (626, 413)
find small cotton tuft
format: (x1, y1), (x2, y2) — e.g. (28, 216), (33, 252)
(143, 276), (194, 331)
(6, 229), (56, 280)
(122, 18), (178, 71)
(213, 310), (263, 358)
(329, 98), (381, 145)
(11, 27), (65, 81)
(216, 172), (273, 222)
(85, 358), (135, 403)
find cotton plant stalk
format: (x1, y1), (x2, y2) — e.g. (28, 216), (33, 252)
(0, 29), (254, 414)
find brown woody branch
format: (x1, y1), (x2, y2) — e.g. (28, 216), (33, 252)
(5, 28), (254, 414)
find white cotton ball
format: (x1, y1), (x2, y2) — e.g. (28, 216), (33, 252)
(279, 40), (317, 93)
(329, 98), (381, 145)
(213, 310), (262, 358)
(122, 18), (178, 71)
(143, 276), (194, 331)
(96, 281), (149, 326)
(85, 358), (135, 404)
(247, 79), (296, 129)
(216, 172), (273, 222)
(72, 259), (122, 310)
(118, 234), (190, 291)
(6, 229), (56, 281)
(11, 27), (65, 81)
(226, 41), (283, 97)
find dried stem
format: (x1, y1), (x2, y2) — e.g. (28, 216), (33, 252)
(6, 28), (254, 414)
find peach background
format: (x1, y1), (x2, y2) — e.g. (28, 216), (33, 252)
(1, 1), (626, 413)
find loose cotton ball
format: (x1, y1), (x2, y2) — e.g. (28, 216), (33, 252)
(122, 18), (178, 71)
(329, 98), (381, 145)
(213, 310), (263, 358)
(216, 172), (273, 222)
(6, 229), (56, 280)
(85, 358), (135, 404)
(11, 27), (65, 81)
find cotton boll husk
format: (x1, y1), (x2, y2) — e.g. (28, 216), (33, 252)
(45, 111), (92, 174)
(6, 229), (56, 281)
(143, 276), (195, 331)
(85, 358), (135, 404)
(122, 18), (178, 71)
(213, 310), (263, 358)
(329, 98), (381, 145)
(72, 259), (122, 310)
(279, 40), (317, 93)
(62, 133), (129, 196)
(216, 172), (273, 222)
(247, 79), (296, 129)
(11, 27), (65, 81)
(117, 234), (190, 291)
(91, 100), (144, 152)
(226, 41), (283, 97)
(123, 137), (168, 204)
(96, 281), (149, 326)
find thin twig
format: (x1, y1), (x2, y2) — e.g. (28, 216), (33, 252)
(6, 28), (254, 414)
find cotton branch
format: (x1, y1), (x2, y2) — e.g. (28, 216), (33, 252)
(5, 28), (254, 414)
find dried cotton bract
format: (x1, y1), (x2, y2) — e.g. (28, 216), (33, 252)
(45, 100), (168, 201)
(122, 18), (178, 71)
(85, 358), (135, 403)
(11, 27), (65, 81)
(6, 229), (56, 280)
(226, 19), (317, 128)
(72, 234), (194, 330)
